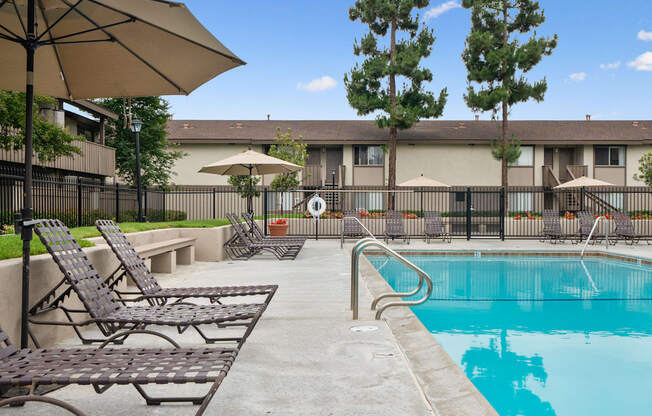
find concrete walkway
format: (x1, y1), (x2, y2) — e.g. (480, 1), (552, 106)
(13, 239), (433, 416)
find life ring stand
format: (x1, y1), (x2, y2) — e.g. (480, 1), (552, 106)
(308, 194), (326, 219)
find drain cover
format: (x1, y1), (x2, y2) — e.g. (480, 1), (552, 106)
(350, 325), (379, 333)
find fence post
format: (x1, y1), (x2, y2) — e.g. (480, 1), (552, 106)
(143, 185), (148, 222)
(499, 187), (505, 241)
(263, 187), (268, 236)
(115, 183), (119, 222)
(76, 177), (82, 227)
(580, 186), (585, 211)
(163, 187), (167, 221)
(212, 188), (216, 219)
(466, 187), (472, 241)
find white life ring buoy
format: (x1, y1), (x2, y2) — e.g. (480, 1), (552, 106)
(308, 194), (326, 219)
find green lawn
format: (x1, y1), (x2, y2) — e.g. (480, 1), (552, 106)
(0, 219), (232, 261)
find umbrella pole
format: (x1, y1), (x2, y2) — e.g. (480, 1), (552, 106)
(20, 0), (36, 349)
(248, 166), (253, 215)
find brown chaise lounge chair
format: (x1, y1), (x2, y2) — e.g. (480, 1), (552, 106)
(0, 325), (237, 416)
(30, 219), (266, 346)
(384, 210), (409, 244)
(241, 212), (307, 244)
(614, 212), (651, 245)
(225, 213), (302, 260)
(539, 209), (565, 244)
(424, 211), (451, 243)
(341, 210), (366, 248)
(575, 211), (616, 245)
(95, 219), (278, 306)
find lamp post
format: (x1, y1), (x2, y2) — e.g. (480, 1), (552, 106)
(130, 118), (145, 222)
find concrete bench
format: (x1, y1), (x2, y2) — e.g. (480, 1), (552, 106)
(134, 237), (196, 274)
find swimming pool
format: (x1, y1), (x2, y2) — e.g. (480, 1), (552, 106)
(369, 254), (652, 416)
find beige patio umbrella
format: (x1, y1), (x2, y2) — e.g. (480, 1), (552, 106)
(1, 0), (244, 348)
(554, 176), (614, 189)
(398, 174), (450, 216)
(199, 149), (302, 175)
(199, 148), (302, 213)
(399, 174), (450, 187)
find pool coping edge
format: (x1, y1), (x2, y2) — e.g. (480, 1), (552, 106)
(359, 255), (500, 416)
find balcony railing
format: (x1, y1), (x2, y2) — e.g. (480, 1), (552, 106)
(302, 164), (322, 187)
(567, 165), (588, 180)
(0, 140), (115, 177)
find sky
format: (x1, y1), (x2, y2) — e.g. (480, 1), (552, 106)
(165, 0), (652, 121)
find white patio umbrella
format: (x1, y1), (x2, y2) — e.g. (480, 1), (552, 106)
(199, 148), (302, 213)
(1, 0), (244, 348)
(554, 176), (614, 189)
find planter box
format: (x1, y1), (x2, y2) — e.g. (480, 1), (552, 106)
(269, 223), (289, 236)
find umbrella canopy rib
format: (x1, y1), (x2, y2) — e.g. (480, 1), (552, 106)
(58, 0), (189, 95)
(85, 0), (245, 64)
(36, 0), (73, 98)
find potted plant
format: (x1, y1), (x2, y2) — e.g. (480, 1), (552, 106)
(268, 218), (289, 236)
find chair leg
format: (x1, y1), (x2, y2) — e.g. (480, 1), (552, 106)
(132, 377), (225, 414)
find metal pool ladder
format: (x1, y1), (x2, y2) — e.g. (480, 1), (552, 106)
(350, 237), (433, 320)
(581, 215), (610, 258)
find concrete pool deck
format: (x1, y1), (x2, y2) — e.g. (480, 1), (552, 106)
(8, 237), (650, 415)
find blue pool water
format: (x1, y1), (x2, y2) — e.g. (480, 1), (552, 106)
(368, 255), (652, 416)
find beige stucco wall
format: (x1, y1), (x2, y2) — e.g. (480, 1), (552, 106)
(395, 143), (501, 186)
(627, 145), (652, 186)
(343, 145), (354, 186)
(172, 143), (266, 186)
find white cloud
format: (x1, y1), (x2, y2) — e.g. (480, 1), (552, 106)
(637, 30), (652, 41)
(425, 1), (461, 20)
(628, 52), (652, 71)
(297, 76), (337, 92)
(599, 61), (621, 70)
(569, 72), (586, 82)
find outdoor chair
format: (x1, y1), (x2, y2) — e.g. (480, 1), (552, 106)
(539, 209), (565, 244)
(341, 210), (366, 248)
(575, 211), (615, 245)
(241, 212), (307, 244)
(424, 211), (451, 243)
(614, 212), (651, 245)
(0, 325), (238, 416)
(95, 219), (278, 306)
(384, 210), (409, 244)
(29, 219), (266, 346)
(225, 214), (302, 260)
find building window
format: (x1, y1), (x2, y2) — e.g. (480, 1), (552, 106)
(77, 125), (96, 142)
(509, 146), (534, 166)
(354, 146), (384, 166)
(595, 146), (624, 166)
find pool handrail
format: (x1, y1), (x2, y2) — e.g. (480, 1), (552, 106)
(350, 238), (433, 320)
(341, 216), (375, 248)
(580, 216), (610, 258)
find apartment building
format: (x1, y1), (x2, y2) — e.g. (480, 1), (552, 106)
(167, 119), (652, 190)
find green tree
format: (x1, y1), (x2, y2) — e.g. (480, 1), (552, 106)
(268, 127), (308, 192)
(461, 0), (557, 198)
(99, 97), (184, 187)
(345, 0), (447, 198)
(228, 174), (261, 212)
(0, 90), (81, 162)
(633, 152), (652, 188)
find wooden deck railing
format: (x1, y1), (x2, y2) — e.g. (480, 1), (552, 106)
(0, 140), (115, 177)
(542, 165), (561, 188)
(302, 164), (323, 187)
(567, 165), (588, 180)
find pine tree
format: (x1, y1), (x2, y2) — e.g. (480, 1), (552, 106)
(345, 0), (447, 201)
(461, 0), (557, 201)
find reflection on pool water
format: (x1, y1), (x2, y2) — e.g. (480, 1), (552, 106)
(369, 255), (652, 416)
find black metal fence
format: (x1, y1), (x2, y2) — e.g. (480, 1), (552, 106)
(1, 171), (651, 238)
